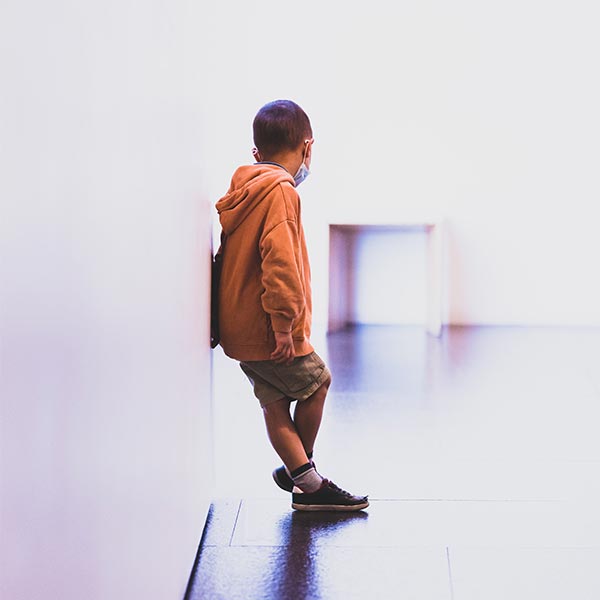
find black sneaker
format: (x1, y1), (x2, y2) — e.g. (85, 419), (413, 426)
(292, 479), (369, 512)
(272, 466), (294, 492)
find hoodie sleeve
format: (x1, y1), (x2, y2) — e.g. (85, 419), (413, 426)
(259, 203), (305, 334)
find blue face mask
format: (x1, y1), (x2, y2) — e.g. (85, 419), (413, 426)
(293, 162), (310, 187)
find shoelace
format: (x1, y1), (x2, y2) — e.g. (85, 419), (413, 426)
(323, 479), (359, 498)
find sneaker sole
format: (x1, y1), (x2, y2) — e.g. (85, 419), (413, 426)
(291, 500), (369, 512)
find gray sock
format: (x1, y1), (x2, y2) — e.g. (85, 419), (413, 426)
(291, 463), (323, 493)
(284, 456), (314, 478)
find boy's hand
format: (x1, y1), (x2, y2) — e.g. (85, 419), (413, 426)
(271, 332), (296, 365)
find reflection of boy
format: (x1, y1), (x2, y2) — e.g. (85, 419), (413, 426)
(215, 99), (368, 511)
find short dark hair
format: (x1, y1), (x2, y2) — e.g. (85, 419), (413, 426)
(253, 100), (312, 157)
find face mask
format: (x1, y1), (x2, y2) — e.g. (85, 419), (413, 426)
(293, 162), (310, 187)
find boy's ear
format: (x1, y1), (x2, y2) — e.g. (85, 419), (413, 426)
(304, 139), (313, 168)
(252, 147), (261, 162)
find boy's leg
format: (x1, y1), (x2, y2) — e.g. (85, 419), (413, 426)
(270, 378), (330, 492)
(263, 378), (368, 510)
(293, 377), (330, 457)
(262, 397), (310, 473)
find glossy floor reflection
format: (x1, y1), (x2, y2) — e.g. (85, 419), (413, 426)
(189, 326), (600, 599)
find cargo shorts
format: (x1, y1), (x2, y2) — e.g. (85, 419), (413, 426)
(239, 351), (332, 408)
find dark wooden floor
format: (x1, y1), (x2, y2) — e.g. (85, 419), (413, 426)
(187, 325), (600, 600)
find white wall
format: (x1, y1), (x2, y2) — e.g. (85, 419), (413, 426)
(0, 2), (212, 599)
(203, 0), (600, 328)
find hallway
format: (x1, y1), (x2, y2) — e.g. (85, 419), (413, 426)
(189, 326), (600, 599)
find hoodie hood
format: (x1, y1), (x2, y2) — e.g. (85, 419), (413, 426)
(216, 164), (294, 235)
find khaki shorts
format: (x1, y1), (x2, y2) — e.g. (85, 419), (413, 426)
(240, 351), (332, 408)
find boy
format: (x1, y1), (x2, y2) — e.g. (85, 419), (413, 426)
(215, 99), (368, 511)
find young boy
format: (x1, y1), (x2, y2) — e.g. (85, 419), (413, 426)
(215, 99), (368, 511)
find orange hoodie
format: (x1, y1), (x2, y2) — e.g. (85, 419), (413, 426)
(215, 163), (314, 361)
